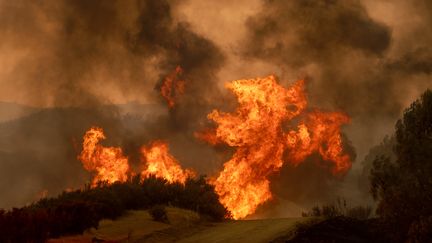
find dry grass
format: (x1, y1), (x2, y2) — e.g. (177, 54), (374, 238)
(48, 207), (200, 243)
(48, 208), (304, 243)
(179, 218), (306, 243)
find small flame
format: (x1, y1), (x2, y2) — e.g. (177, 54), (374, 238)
(78, 127), (129, 186)
(161, 66), (185, 108)
(194, 128), (221, 146)
(201, 75), (351, 219)
(141, 140), (195, 184)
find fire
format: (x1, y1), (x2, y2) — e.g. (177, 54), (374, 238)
(194, 128), (221, 146)
(141, 140), (195, 184)
(78, 127), (129, 186)
(78, 75), (351, 219)
(160, 66), (185, 108)
(201, 75), (351, 219)
(79, 127), (194, 186)
(286, 111), (351, 174)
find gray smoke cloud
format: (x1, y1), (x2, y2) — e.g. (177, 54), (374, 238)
(0, 0), (225, 209)
(237, 0), (431, 210)
(241, 0), (431, 155)
(243, 0), (393, 115)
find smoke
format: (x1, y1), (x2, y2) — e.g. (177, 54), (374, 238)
(243, 0), (393, 115)
(0, 0), (225, 208)
(241, 0), (431, 140)
(241, 1), (432, 152)
(0, 0), (225, 108)
(233, 0), (432, 209)
(0, 0), (431, 214)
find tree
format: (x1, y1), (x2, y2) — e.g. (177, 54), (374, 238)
(370, 89), (432, 241)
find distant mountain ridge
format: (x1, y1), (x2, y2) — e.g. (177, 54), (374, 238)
(0, 102), (167, 209)
(0, 102), (40, 123)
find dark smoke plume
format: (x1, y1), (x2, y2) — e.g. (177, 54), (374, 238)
(243, 0), (393, 116)
(0, 0), (225, 208)
(243, 0), (431, 118)
(241, 0), (432, 207)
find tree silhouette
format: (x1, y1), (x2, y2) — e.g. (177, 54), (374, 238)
(370, 89), (432, 241)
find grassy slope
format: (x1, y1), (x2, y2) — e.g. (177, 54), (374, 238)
(179, 218), (305, 243)
(49, 207), (304, 243)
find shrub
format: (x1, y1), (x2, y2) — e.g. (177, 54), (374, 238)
(0, 175), (228, 241)
(302, 198), (372, 220)
(346, 206), (372, 220)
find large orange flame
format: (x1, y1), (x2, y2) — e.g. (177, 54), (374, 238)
(200, 75), (351, 219)
(160, 66), (185, 108)
(79, 127), (194, 186)
(141, 141), (195, 184)
(78, 127), (129, 186)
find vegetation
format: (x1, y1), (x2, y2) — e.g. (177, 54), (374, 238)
(278, 216), (386, 243)
(0, 175), (227, 243)
(302, 198), (372, 220)
(358, 135), (395, 195)
(294, 89), (432, 242)
(370, 89), (432, 242)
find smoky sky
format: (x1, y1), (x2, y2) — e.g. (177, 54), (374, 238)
(239, 0), (432, 163)
(0, 0), (431, 213)
(0, 0), (226, 209)
(0, 0), (224, 108)
(246, 0), (431, 116)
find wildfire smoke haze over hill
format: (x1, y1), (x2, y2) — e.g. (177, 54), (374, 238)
(0, 0), (431, 227)
(78, 75), (352, 219)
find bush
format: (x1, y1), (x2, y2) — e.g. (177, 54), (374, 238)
(302, 198), (372, 220)
(149, 205), (168, 223)
(346, 206), (372, 220)
(0, 175), (228, 241)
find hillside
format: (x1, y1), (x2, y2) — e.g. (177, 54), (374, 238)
(0, 103), (165, 209)
(0, 102), (40, 123)
(48, 208), (304, 243)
